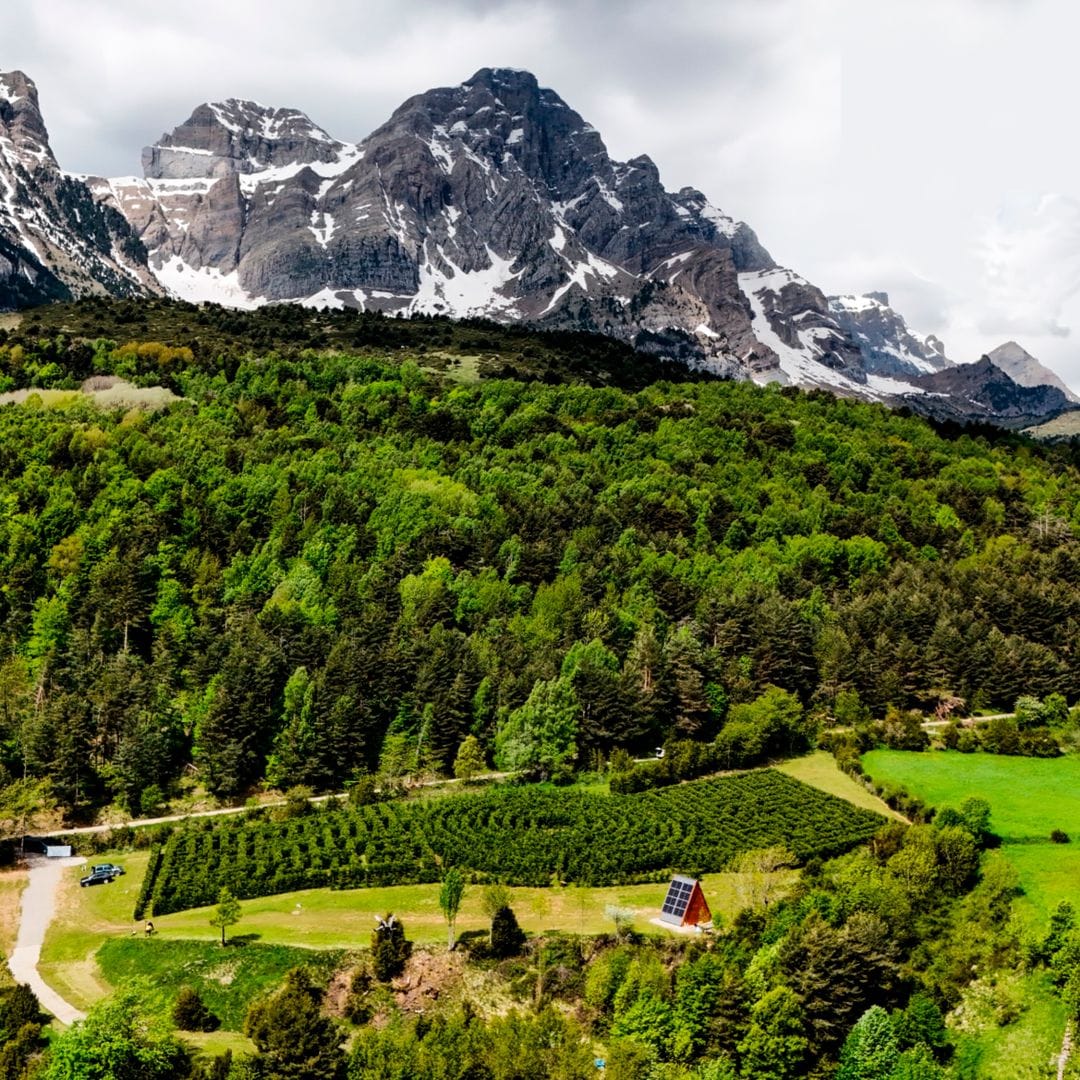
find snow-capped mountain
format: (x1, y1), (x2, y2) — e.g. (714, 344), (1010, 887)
(0, 71), (158, 310)
(986, 341), (1080, 404)
(85, 67), (881, 392)
(828, 291), (951, 379)
(0, 64), (1077, 429)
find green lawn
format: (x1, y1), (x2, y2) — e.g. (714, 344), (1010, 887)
(96, 938), (345, 1030)
(861, 750), (1080, 840)
(860, 750), (1080, 928)
(41, 848), (796, 1012)
(777, 752), (905, 821)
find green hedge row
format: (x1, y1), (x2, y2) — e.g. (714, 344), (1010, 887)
(142, 771), (885, 916)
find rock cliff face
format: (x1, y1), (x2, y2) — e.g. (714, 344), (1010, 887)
(828, 292), (951, 379)
(88, 68), (871, 390)
(0, 71), (158, 310)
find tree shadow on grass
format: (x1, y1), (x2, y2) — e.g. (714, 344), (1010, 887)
(226, 933), (263, 946)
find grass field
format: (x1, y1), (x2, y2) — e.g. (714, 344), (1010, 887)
(949, 972), (1074, 1080)
(40, 848), (797, 1013)
(0, 866), (28, 986)
(861, 751), (1080, 840)
(777, 752), (906, 821)
(860, 750), (1080, 928)
(96, 938), (345, 1030)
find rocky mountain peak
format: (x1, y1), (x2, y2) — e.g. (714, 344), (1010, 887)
(987, 340), (1079, 403)
(827, 291), (950, 379)
(0, 70), (56, 171)
(0, 67), (157, 311)
(143, 99), (346, 180)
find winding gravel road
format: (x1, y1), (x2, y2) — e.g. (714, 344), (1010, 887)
(8, 856), (86, 1024)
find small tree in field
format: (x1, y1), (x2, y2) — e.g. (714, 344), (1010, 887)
(371, 914), (411, 982)
(439, 869), (465, 949)
(481, 883), (512, 919)
(453, 736), (486, 782)
(490, 905), (526, 958)
(210, 887), (241, 947)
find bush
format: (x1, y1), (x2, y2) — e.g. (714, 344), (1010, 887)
(490, 905), (527, 959)
(371, 915), (411, 982)
(281, 786), (314, 819)
(1051, 830), (1071, 844)
(171, 987), (219, 1032)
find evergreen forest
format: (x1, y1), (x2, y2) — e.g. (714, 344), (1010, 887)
(0, 300), (1079, 817)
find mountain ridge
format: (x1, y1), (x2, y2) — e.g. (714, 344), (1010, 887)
(0, 65), (1075, 428)
(0, 70), (159, 309)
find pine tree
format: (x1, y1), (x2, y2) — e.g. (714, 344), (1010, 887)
(664, 623), (710, 738)
(490, 905), (526, 959)
(371, 914), (411, 981)
(244, 967), (345, 1080)
(453, 735), (486, 782)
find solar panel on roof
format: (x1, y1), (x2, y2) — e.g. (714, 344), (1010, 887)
(660, 877), (696, 921)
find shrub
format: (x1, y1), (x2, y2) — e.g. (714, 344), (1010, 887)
(1051, 830), (1071, 844)
(490, 905), (527, 959)
(171, 987), (219, 1032)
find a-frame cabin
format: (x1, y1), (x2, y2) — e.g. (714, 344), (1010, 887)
(659, 875), (712, 929)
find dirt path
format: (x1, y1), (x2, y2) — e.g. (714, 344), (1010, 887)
(8, 856), (86, 1024)
(921, 712), (1013, 730)
(54, 771), (514, 838)
(1058, 1021), (1072, 1080)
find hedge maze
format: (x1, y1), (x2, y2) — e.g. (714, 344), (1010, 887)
(139, 771), (885, 917)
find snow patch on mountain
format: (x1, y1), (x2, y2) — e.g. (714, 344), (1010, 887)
(828, 291), (950, 378)
(410, 244), (523, 318)
(154, 255), (260, 308)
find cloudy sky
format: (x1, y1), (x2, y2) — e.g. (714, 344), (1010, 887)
(7, 0), (1080, 386)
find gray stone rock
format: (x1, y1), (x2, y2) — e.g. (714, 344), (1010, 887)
(827, 292), (951, 379)
(0, 70), (160, 311)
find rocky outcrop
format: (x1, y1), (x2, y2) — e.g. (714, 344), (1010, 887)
(828, 292), (951, 379)
(143, 99), (345, 180)
(987, 341), (1080, 404)
(0, 70), (159, 310)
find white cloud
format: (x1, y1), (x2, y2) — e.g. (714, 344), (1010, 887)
(976, 194), (1080, 340)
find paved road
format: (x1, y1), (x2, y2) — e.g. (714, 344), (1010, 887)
(8, 856), (86, 1024)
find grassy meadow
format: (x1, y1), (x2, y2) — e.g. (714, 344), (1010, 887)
(861, 750), (1080, 928)
(38, 846), (797, 1015)
(776, 751), (906, 821)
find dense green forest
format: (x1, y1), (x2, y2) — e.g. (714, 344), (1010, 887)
(2, 299), (1080, 817)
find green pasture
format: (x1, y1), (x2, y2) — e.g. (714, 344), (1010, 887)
(861, 750), (1080, 928)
